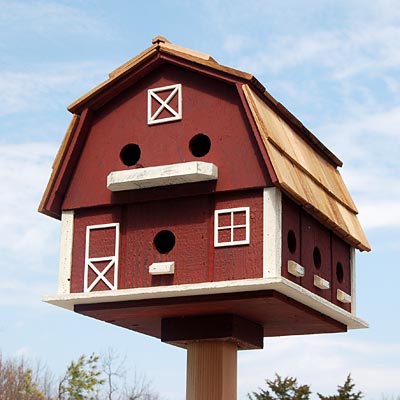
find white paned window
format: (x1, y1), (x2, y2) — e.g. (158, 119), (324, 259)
(214, 207), (250, 247)
(148, 83), (182, 125)
(84, 223), (119, 292)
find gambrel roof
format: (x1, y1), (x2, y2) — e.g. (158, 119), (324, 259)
(39, 36), (370, 251)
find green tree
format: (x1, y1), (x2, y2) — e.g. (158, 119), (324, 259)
(248, 374), (311, 400)
(249, 374), (363, 400)
(58, 353), (105, 400)
(0, 353), (45, 400)
(318, 374), (363, 400)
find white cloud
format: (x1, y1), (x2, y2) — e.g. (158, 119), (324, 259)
(235, 23), (400, 80)
(306, 103), (399, 231)
(357, 203), (400, 230)
(0, 142), (59, 307)
(0, 142), (60, 273)
(0, 62), (112, 116)
(223, 34), (251, 55)
(0, 0), (112, 37)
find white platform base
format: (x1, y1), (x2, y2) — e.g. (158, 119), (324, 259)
(43, 277), (368, 330)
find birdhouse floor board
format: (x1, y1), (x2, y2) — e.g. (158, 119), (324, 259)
(74, 290), (346, 340)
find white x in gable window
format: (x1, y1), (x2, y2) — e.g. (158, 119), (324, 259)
(148, 83), (182, 125)
(214, 207), (250, 247)
(84, 223), (119, 292)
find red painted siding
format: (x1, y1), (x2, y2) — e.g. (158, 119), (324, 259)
(281, 195), (301, 285)
(69, 190), (264, 293)
(301, 211), (332, 302)
(331, 235), (352, 312)
(122, 196), (210, 288)
(281, 195), (352, 310)
(62, 64), (270, 211)
(213, 191), (264, 281)
(70, 207), (122, 293)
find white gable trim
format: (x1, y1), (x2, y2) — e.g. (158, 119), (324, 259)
(58, 210), (74, 294)
(263, 187), (282, 279)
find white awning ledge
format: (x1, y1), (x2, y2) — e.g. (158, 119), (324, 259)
(107, 161), (218, 192)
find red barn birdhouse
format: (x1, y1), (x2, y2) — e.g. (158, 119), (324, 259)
(40, 37), (370, 352)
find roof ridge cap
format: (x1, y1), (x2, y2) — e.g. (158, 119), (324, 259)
(157, 37), (216, 62)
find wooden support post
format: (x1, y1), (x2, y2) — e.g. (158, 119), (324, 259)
(186, 341), (237, 400)
(161, 314), (263, 399)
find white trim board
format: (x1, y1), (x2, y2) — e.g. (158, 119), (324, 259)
(58, 210), (74, 294)
(263, 187), (282, 278)
(350, 247), (356, 314)
(107, 161), (218, 191)
(43, 277), (368, 330)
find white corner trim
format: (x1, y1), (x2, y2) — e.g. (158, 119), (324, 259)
(58, 211), (74, 294)
(149, 262), (175, 275)
(350, 247), (356, 314)
(107, 161), (218, 192)
(314, 275), (330, 290)
(288, 260), (305, 277)
(43, 276), (368, 330)
(337, 289), (352, 304)
(263, 187), (282, 279)
(148, 83), (182, 125)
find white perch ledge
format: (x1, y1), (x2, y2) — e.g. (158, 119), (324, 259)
(107, 161), (218, 191)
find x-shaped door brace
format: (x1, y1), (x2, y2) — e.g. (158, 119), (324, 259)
(148, 83), (182, 125)
(85, 258), (116, 292)
(84, 222), (119, 293)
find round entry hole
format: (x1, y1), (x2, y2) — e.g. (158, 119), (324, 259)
(336, 262), (344, 283)
(313, 246), (322, 269)
(287, 230), (297, 254)
(120, 143), (141, 166)
(189, 133), (211, 157)
(154, 230), (176, 254)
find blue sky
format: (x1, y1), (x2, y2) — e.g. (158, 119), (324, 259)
(0, 0), (399, 398)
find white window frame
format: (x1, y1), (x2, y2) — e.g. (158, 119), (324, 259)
(147, 83), (182, 125)
(214, 207), (250, 247)
(84, 223), (119, 292)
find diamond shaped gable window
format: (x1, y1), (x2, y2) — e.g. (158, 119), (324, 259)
(148, 84), (182, 125)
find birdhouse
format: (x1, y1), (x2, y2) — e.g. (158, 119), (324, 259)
(40, 37), (370, 351)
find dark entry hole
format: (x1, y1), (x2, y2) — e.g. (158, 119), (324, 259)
(287, 230), (297, 254)
(336, 262), (344, 283)
(154, 230), (176, 254)
(120, 143), (141, 166)
(313, 246), (321, 269)
(189, 133), (211, 157)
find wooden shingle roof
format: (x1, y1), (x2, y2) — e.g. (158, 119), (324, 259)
(242, 85), (370, 251)
(39, 36), (370, 251)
